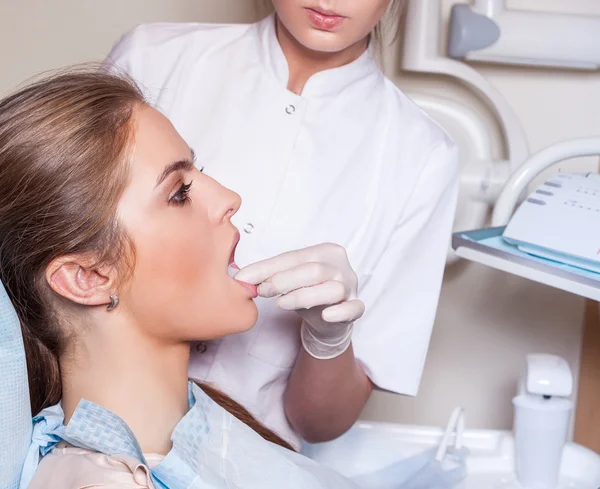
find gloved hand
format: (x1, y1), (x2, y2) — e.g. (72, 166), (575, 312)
(234, 243), (365, 360)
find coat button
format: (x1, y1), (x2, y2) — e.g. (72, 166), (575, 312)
(285, 104), (296, 115)
(196, 342), (207, 354)
(243, 223), (254, 234)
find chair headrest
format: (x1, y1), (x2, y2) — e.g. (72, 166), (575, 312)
(0, 280), (32, 488)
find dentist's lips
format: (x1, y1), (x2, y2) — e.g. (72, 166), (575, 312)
(228, 232), (258, 299)
(304, 7), (347, 30)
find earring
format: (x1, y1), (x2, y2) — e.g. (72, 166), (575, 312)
(106, 294), (119, 311)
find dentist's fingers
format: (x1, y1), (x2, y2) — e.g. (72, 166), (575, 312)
(233, 243), (348, 285)
(234, 250), (309, 285)
(257, 262), (340, 298)
(276, 281), (348, 311)
(321, 300), (366, 324)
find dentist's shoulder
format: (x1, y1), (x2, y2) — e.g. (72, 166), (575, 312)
(381, 73), (459, 184)
(105, 20), (256, 93)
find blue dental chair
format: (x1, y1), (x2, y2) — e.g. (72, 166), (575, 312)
(0, 280), (33, 488)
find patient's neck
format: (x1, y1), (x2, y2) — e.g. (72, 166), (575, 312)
(60, 312), (190, 455)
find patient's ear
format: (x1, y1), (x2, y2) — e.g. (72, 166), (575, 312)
(45, 256), (116, 307)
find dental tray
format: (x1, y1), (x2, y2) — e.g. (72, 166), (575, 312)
(452, 227), (600, 301)
(303, 421), (600, 489)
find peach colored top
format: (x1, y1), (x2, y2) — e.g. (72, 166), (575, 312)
(28, 444), (164, 489)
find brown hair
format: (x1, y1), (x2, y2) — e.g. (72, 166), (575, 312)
(0, 69), (293, 452)
(201, 383), (294, 450)
(0, 69), (139, 416)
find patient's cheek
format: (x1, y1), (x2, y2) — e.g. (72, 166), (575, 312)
(137, 233), (212, 289)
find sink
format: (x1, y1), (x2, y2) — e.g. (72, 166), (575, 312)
(303, 421), (600, 489)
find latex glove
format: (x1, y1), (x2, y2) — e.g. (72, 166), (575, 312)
(234, 244), (365, 360)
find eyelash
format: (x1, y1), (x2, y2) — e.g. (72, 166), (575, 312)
(169, 180), (193, 207)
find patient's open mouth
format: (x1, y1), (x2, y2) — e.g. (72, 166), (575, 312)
(228, 232), (258, 298)
(228, 231), (239, 268)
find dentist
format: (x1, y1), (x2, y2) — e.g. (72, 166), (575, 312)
(106, 0), (459, 449)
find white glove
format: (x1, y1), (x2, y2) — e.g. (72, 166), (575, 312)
(234, 243), (365, 360)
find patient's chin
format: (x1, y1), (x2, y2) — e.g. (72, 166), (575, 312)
(193, 301), (259, 340)
(234, 302), (259, 334)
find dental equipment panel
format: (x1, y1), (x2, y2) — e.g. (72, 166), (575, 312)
(503, 173), (600, 274)
(453, 137), (600, 302)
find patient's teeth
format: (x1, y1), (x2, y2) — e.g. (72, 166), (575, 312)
(227, 265), (238, 278)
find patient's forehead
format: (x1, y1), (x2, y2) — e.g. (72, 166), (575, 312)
(130, 105), (191, 179)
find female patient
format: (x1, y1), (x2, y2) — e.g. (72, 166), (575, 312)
(0, 70), (349, 488)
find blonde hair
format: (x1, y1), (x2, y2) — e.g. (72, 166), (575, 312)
(373, 0), (405, 46)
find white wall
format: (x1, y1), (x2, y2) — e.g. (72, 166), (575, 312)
(0, 0), (271, 94)
(1, 0), (599, 433)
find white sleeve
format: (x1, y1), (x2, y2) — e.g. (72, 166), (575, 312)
(352, 138), (460, 396)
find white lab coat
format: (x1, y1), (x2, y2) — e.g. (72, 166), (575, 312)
(106, 14), (459, 448)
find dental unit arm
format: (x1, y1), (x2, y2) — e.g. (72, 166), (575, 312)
(403, 0), (529, 207)
(402, 0), (528, 264)
(449, 0), (600, 71)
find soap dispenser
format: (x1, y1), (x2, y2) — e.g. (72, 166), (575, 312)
(512, 354), (574, 489)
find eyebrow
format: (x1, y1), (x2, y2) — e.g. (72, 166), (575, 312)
(155, 149), (196, 187)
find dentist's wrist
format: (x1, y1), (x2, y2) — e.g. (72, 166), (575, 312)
(300, 321), (354, 360)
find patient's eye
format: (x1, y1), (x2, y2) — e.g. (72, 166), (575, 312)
(169, 181), (192, 207)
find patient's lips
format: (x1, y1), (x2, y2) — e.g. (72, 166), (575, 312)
(228, 262), (258, 298)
